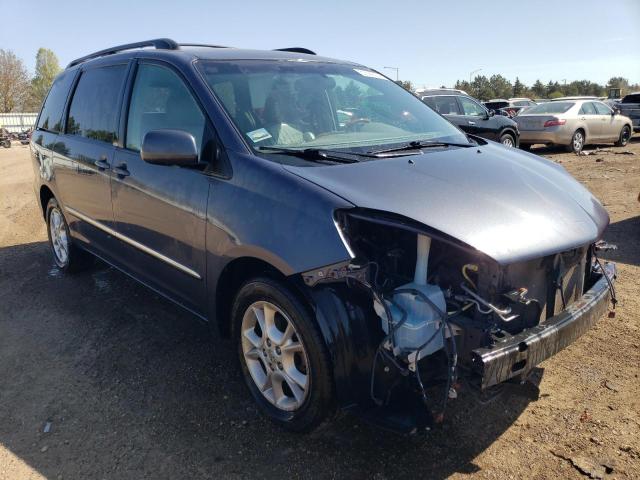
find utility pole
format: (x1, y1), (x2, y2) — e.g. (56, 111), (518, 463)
(384, 66), (399, 81)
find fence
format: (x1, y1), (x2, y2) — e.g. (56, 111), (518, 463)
(0, 113), (38, 133)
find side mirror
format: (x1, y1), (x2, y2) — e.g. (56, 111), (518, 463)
(141, 129), (198, 166)
(486, 109), (495, 118)
(612, 108), (620, 115)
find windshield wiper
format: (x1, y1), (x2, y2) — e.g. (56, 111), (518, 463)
(257, 146), (363, 164)
(367, 140), (474, 156)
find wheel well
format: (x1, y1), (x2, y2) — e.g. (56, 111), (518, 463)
(500, 128), (516, 139)
(215, 257), (289, 338)
(39, 185), (55, 219)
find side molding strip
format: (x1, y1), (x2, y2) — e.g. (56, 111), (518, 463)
(65, 206), (202, 280)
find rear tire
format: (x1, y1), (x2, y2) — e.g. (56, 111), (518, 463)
(46, 198), (93, 273)
(499, 132), (515, 148)
(615, 125), (631, 147)
(232, 277), (335, 432)
(520, 143), (532, 151)
(566, 130), (585, 154)
(1, 140), (10, 148)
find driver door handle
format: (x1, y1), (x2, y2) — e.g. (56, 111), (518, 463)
(113, 163), (130, 177)
(468, 121), (476, 125)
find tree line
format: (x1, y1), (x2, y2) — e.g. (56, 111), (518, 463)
(451, 75), (638, 101)
(0, 48), (61, 113)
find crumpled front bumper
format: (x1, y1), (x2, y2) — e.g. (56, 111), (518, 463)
(471, 261), (616, 389)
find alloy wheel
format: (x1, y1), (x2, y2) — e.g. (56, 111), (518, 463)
(573, 132), (584, 152)
(621, 127), (630, 146)
(49, 208), (69, 266)
(501, 136), (514, 147)
(241, 301), (310, 411)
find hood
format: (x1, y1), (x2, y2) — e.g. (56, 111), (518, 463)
(283, 142), (609, 265)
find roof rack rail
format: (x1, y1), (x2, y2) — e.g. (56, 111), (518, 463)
(274, 47), (316, 55)
(179, 43), (229, 49)
(67, 38), (179, 68)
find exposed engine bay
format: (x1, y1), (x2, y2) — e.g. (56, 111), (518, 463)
(302, 209), (617, 430)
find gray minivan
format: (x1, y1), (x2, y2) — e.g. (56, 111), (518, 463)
(32, 39), (616, 432)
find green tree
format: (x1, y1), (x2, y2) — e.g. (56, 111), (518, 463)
(548, 90), (564, 99)
(0, 49), (30, 112)
(531, 80), (546, 98)
(28, 48), (61, 111)
(470, 75), (495, 100)
(512, 77), (525, 97)
(488, 74), (512, 99)
(395, 80), (414, 91)
(454, 80), (472, 94)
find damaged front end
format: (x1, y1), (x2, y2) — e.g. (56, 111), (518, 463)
(301, 208), (617, 432)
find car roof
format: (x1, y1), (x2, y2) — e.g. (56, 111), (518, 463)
(485, 99), (509, 103)
(550, 96), (598, 101)
(418, 88), (467, 96)
(508, 97), (533, 102)
(65, 40), (361, 71)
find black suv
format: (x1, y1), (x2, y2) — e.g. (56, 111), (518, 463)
(31, 39), (615, 433)
(421, 90), (520, 147)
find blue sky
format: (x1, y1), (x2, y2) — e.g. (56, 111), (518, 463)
(2, 0), (639, 88)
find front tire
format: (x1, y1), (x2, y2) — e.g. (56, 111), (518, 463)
(46, 198), (93, 272)
(615, 125), (631, 147)
(232, 277), (335, 432)
(499, 132), (515, 148)
(567, 130), (585, 154)
(519, 143), (532, 151)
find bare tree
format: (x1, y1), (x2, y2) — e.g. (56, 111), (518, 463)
(0, 49), (30, 113)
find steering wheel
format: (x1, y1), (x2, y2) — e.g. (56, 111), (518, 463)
(344, 117), (371, 131)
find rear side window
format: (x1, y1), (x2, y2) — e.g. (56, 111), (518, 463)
(622, 94), (640, 103)
(37, 71), (75, 132)
(579, 103), (597, 115)
(525, 102), (575, 114)
(126, 64), (205, 154)
(66, 65), (127, 143)
(424, 95), (462, 115)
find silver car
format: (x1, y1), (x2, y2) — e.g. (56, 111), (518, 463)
(515, 99), (633, 153)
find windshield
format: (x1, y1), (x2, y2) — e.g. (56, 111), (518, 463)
(524, 102), (575, 114)
(196, 60), (468, 153)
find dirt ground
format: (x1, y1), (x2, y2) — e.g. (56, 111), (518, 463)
(0, 138), (639, 480)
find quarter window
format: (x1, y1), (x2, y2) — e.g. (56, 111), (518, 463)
(126, 64), (205, 154)
(37, 71), (75, 133)
(458, 96), (486, 117)
(66, 65), (127, 143)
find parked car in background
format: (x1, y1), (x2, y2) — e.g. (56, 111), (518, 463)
(31, 39), (616, 433)
(515, 99), (633, 152)
(422, 90), (519, 147)
(616, 92), (640, 132)
(483, 98), (536, 117)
